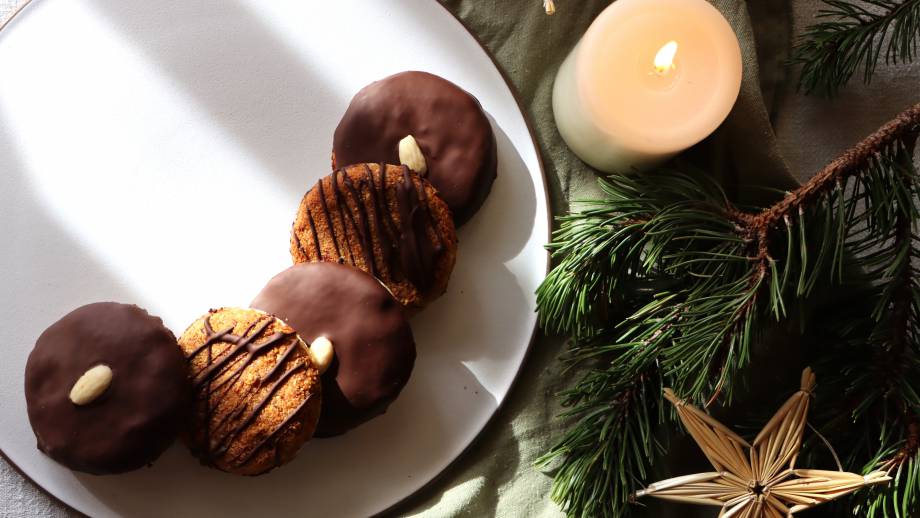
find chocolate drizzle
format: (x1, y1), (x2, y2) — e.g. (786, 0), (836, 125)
(299, 164), (443, 290)
(316, 178), (343, 261)
(395, 165), (440, 291)
(185, 313), (310, 468)
(303, 208), (322, 261)
(331, 168), (376, 276)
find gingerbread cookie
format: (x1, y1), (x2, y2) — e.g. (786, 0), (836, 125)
(290, 163), (457, 311)
(252, 262), (416, 436)
(333, 71), (497, 225)
(25, 302), (190, 475)
(178, 308), (322, 475)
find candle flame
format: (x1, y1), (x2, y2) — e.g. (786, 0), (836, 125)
(653, 40), (678, 74)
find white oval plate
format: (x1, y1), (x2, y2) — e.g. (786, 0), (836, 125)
(0, 1), (549, 516)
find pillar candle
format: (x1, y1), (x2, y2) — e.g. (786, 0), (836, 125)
(553, 0), (743, 173)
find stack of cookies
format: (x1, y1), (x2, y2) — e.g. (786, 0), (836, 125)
(23, 71), (497, 476)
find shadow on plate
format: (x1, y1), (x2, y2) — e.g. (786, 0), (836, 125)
(0, 107), (144, 371)
(415, 121), (538, 363)
(73, 362), (496, 518)
(83, 0), (342, 193)
(2, 2), (540, 515)
(0, 105), (152, 516)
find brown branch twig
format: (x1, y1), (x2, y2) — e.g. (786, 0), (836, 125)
(753, 103), (920, 237)
(735, 103), (920, 276)
(703, 104), (920, 407)
(747, 105), (920, 474)
(880, 421), (919, 474)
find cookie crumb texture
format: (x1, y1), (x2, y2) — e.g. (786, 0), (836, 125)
(291, 163), (457, 311)
(178, 308), (321, 476)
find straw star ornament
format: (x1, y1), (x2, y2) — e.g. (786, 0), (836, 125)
(634, 368), (891, 517)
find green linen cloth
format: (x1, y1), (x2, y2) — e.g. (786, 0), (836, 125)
(398, 1), (799, 516)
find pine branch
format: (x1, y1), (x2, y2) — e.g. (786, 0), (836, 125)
(537, 357), (662, 518)
(809, 131), (920, 517)
(538, 172), (764, 403)
(748, 103), (920, 232)
(861, 423), (920, 517)
(792, 0), (920, 96)
(536, 171), (767, 516)
(536, 103), (920, 517)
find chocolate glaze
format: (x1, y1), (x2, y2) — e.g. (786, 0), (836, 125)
(185, 311), (315, 470)
(251, 262), (416, 437)
(333, 71), (497, 225)
(24, 302), (190, 475)
(295, 164), (444, 294)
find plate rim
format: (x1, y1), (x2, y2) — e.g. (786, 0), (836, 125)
(0, 1), (553, 516)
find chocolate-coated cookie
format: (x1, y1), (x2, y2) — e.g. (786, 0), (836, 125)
(333, 71), (497, 225)
(25, 302), (190, 475)
(290, 163), (457, 311)
(252, 262), (416, 436)
(178, 308), (322, 476)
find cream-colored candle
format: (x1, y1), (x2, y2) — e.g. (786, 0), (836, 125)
(553, 0), (742, 173)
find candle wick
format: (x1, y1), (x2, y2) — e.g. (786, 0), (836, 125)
(653, 64), (676, 76)
(653, 40), (679, 75)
